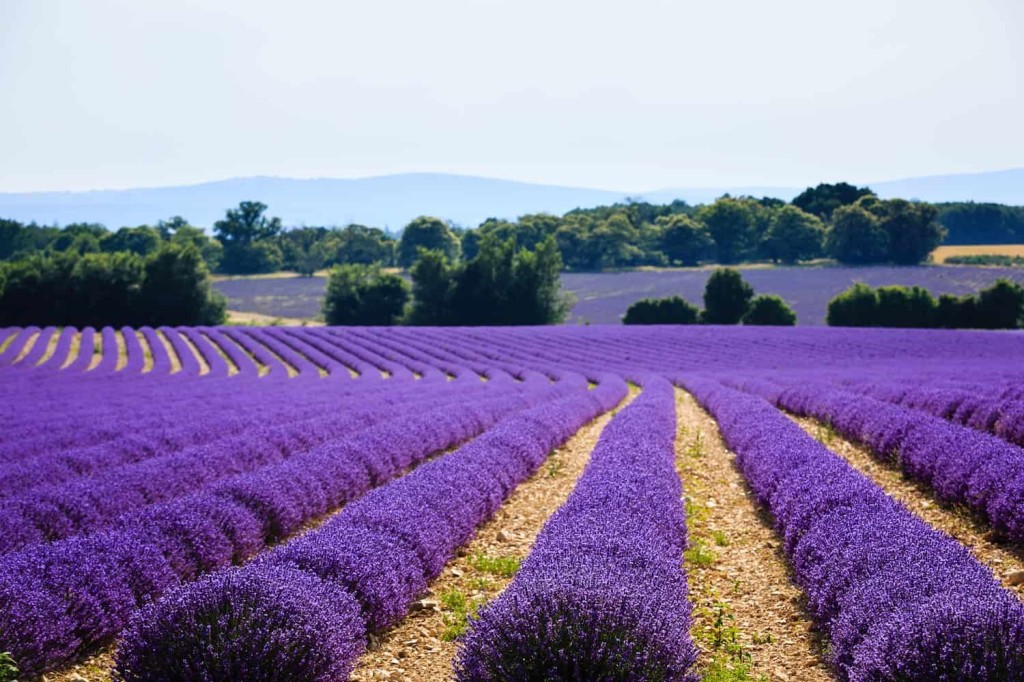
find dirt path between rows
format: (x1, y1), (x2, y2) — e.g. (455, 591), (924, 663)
(349, 389), (634, 681)
(676, 390), (832, 682)
(791, 415), (1024, 599)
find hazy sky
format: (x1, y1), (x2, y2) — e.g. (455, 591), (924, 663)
(1, 0), (1021, 192)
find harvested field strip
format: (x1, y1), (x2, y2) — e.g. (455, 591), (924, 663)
(348, 389), (633, 681)
(676, 390), (831, 682)
(792, 414), (1024, 598)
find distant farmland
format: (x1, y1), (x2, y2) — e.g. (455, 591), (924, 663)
(213, 265), (1024, 325)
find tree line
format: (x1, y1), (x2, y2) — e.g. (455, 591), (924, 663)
(827, 280), (1024, 329)
(0, 242), (226, 327)
(622, 268), (797, 326)
(321, 234), (567, 326)
(4, 183), (1021, 279)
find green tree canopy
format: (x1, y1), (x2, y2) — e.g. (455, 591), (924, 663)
(622, 295), (700, 325)
(213, 201), (283, 244)
(975, 278), (1024, 329)
(657, 214), (713, 266)
(333, 225), (395, 266)
(406, 235), (568, 326)
(100, 226), (163, 257)
(214, 202), (284, 274)
(827, 203), (890, 264)
(279, 227), (331, 276)
(322, 263), (410, 326)
(697, 198), (757, 265)
(761, 205), (825, 264)
(137, 243), (227, 326)
(826, 282), (878, 326)
(741, 294), (797, 326)
(872, 199), (945, 265)
(397, 216), (461, 268)
(701, 268), (754, 324)
(0, 243), (224, 327)
(792, 182), (875, 219)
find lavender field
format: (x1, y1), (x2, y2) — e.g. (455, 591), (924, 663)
(0, 324), (1023, 681)
(213, 265), (1024, 324)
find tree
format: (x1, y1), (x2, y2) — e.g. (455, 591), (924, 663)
(792, 182), (875, 219)
(101, 226), (163, 257)
(213, 201), (282, 244)
(701, 268), (754, 324)
(742, 295), (796, 325)
(156, 215), (191, 239)
(214, 202), (285, 274)
(279, 227), (330, 276)
(504, 235), (570, 325)
(697, 198), (757, 264)
(169, 225), (223, 271)
(975, 279), (1024, 329)
(69, 251), (145, 326)
(936, 293), (979, 329)
(0, 218), (28, 260)
(873, 199), (945, 265)
(137, 243), (226, 325)
(622, 296), (700, 325)
(761, 205), (825, 264)
(658, 214), (713, 266)
(826, 283), (879, 326)
(397, 216), (460, 268)
(406, 235), (569, 326)
(874, 285), (937, 328)
(406, 250), (453, 325)
(333, 225), (395, 266)
(322, 263), (410, 325)
(827, 203), (890, 264)
(0, 243), (224, 326)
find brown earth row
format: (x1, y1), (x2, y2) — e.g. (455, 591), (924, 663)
(791, 415), (1024, 598)
(349, 388), (635, 681)
(676, 390), (831, 682)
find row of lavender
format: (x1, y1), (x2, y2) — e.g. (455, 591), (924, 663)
(684, 378), (1024, 680)
(456, 376), (698, 680)
(4, 325), (1024, 680)
(1, 327), (590, 675)
(720, 373), (1024, 545)
(115, 375), (629, 679)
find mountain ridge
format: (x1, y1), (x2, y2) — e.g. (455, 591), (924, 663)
(1, 168), (1022, 230)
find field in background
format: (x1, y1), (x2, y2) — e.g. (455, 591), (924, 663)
(932, 244), (1024, 263)
(213, 265), (1024, 325)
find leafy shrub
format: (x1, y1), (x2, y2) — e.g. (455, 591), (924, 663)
(622, 296), (700, 325)
(702, 268), (754, 324)
(322, 263), (410, 325)
(741, 294), (796, 326)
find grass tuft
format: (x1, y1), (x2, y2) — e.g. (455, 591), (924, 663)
(468, 553), (521, 578)
(0, 652), (18, 682)
(440, 588), (484, 641)
(685, 539), (717, 568)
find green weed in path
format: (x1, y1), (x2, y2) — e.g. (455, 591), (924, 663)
(468, 553), (521, 578)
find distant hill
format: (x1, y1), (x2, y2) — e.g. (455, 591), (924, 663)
(1, 169), (1022, 230)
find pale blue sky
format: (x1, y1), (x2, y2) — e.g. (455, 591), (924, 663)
(1, 0), (1021, 192)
